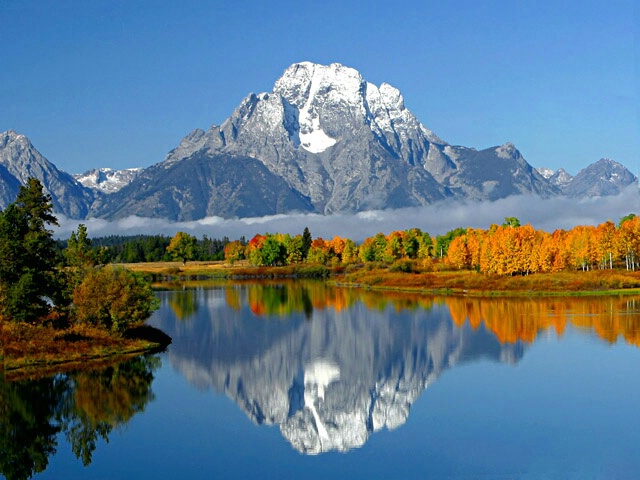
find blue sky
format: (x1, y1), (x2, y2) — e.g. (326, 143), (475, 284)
(1, 0), (638, 176)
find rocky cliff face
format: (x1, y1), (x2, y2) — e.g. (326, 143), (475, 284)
(563, 158), (637, 197)
(150, 286), (524, 454)
(90, 152), (314, 221)
(0, 130), (94, 218)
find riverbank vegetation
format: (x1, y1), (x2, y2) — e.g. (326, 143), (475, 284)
(120, 214), (640, 295)
(2, 322), (168, 379)
(124, 260), (640, 295)
(221, 216), (640, 275)
(0, 179), (166, 376)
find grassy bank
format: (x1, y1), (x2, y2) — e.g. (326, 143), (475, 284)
(336, 265), (640, 296)
(2, 322), (171, 380)
(123, 260), (640, 296)
(123, 260), (330, 279)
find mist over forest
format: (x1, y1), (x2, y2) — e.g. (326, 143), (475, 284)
(54, 187), (640, 242)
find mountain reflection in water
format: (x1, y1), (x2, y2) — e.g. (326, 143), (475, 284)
(152, 282), (528, 454)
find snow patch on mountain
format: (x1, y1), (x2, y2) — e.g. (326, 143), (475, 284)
(537, 167), (555, 179)
(275, 62), (344, 153)
(536, 167), (574, 188)
(74, 167), (141, 193)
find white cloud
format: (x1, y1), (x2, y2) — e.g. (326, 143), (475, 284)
(54, 187), (640, 242)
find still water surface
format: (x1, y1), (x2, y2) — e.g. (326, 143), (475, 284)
(3, 281), (640, 479)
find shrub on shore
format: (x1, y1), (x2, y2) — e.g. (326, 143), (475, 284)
(72, 265), (159, 334)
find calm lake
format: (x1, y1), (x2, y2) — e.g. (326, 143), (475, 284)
(3, 281), (640, 479)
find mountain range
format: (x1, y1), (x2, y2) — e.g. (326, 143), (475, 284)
(1, 62), (636, 220)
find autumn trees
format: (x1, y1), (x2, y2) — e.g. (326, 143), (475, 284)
(232, 214), (640, 275)
(72, 265), (159, 333)
(442, 216), (640, 275)
(166, 231), (198, 265)
(233, 228), (436, 268)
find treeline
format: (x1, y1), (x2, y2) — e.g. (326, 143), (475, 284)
(224, 227), (436, 266)
(444, 215), (640, 274)
(58, 214), (640, 277)
(59, 234), (244, 263)
(223, 215), (640, 275)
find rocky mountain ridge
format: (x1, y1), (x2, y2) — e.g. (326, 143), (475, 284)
(537, 158), (637, 197)
(0, 130), (94, 218)
(0, 62), (636, 219)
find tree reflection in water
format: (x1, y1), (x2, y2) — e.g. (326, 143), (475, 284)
(151, 282), (640, 453)
(153, 282), (525, 454)
(168, 289), (199, 320)
(444, 296), (640, 346)
(0, 354), (160, 480)
(238, 281), (640, 346)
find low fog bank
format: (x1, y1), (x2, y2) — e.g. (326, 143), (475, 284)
(55, 187), (640, 242)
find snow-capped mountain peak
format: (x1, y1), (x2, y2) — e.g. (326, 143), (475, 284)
(270, 62), (443, 153)
(536, 167), (574, 187)
(274, 62), (365, 109)
(273, 62), (365, 153)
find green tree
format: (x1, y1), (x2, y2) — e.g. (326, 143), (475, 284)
(166, 231), (198, 265)
(283, 234), (304, 264)
(260, 235), (286, 266)
(0, 178), (63, 322)
(373, 233), (388, 262)
(619, 213), (636, 227)
(65, 224), (93, 268)
(246, 234), (286, 266)
(402, 228), (421, 259)
(64, 224), (95, 295)
(417, 231), (435, 259)
(383, 232), (404, 262)
(435, 227), (466, 259)
(503, 217), (521, 228)
(358, 237), (377, 262)
(72, 265), (159, 333)
(301, 227), (312, 260)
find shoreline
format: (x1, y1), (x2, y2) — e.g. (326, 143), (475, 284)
(6, 263), (640, 379)
(2, 323), (171, 381)
(124, 260), (640, 297)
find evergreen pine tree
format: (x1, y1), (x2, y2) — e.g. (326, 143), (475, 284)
(301, 227), (312, 260)
(0, 178), (63, 321)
